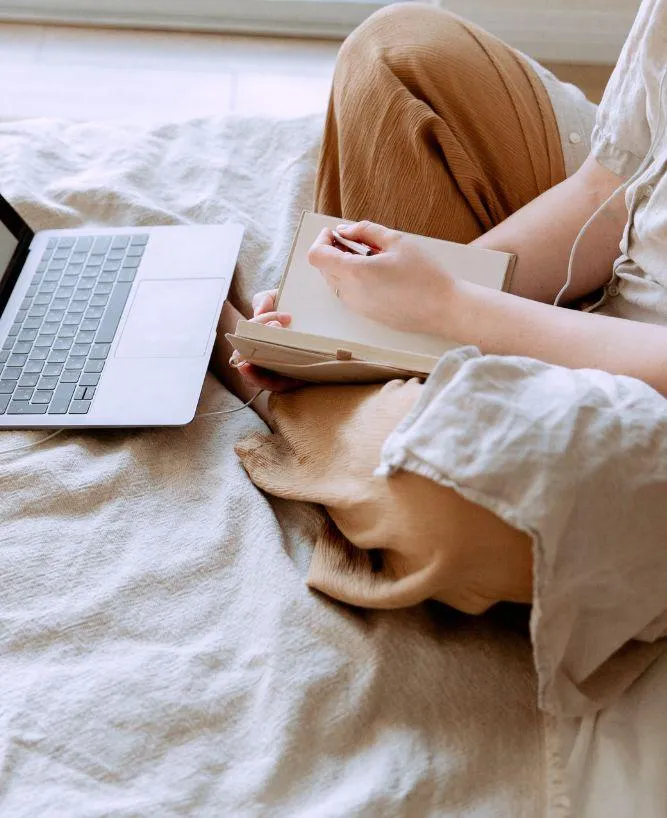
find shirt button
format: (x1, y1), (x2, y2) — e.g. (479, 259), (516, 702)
(569, 132), (582, 144)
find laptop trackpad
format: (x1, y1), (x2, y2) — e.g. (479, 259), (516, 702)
(116, 278), (225, 359)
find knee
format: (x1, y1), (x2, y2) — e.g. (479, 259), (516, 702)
(336, 4), (471, 82)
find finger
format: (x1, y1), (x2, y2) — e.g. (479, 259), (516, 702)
(250, 310), (292, 327)
(237, 362), (303, 393)
(336, 220), (399, 249)
(307, 233), (364, 276)
(252, 289), (278, 317)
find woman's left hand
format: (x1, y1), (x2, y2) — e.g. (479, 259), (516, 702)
(307, 220), (456, 335)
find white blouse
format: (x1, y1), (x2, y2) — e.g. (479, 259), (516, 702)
(590, 0), (667, 324)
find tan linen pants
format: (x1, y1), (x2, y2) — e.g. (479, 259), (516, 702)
(237, 5), (567, 612)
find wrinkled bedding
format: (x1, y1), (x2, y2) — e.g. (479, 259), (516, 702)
(0, 116), (544, 817)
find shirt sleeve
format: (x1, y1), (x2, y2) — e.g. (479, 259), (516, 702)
(591, 0), (663, 178)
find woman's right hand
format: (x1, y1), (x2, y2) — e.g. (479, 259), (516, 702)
(233, 289), (304, 392)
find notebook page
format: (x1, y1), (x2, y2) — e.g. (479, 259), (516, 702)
(277, 212), (511, 357)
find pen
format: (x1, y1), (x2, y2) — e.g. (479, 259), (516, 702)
(331, 229), (375, 256)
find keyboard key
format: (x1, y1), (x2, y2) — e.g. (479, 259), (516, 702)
(70, 344), (90, 357)
(72, 291), (90, 302)
(18, 329), (37, 342)
(62, 314), (82, 326)
(99, 272), (116, 283)
(0, 394), (9, 414)
(29, 348), (48, 361)
(23, 317), (42, 330)
(28, 306), (47, 317)
(47, 350), (67, 364)
(8, 323), (22, 337)
(76, 330), (95, 344)
(53, 248), (69, 260)
(68, 303), (86, 314)
(59, 325), (77, 339)
(42, 323), (60, 336)
(0, 380), (15, 394)
(13, 342), (32, 354)
(48, 260), (65, 272)
(66, 264), (83, 275)
(60, 371), (80, 383)
(90, 343), (110, 359)
(83, 386), (96, 400)
(92, 237), (111, 254)
(77, 280), (95, 291)
(55, 287), (74, 299)
(79, 373), (100, 387)
(43, 363), (63, 377)
(7, 354), (28, 367)
(96, 282), (132, 344)
(65, 357), (85, 371)
(48, 382), (77, 413)
(82, 267), (99, 278)
(108, 249), (125, 261)
(58, 237), (75, 249)
(14, 309), (28, 322)
(74, 386), (87, 400)
(46, 238), (57, 249)
(34, 294), (51, 306)
(94, 283), (113, 295)
(81, 319), (100, 332)
(75, 236), (93, 252)
(102, 260), (121, 272)
(90, 295), (108, 307)
(32, 391), (53, 404)
(2, 338), (14, 351)
(84, 360), (105, 374)
(111, 236), (130, 249)
(118, 269), (136, 283)
(2, 367), (22, 380)
(62, 276), (79, 288)
(0, 350), (9, 364)
(39, 281), (57, 294)
(45, 310), (65, 323)
(70, 251), (88, 263)
(18, 374), (39, 388)
(86, 307), (104, 319)
(121, 256), (141, 269)
(7, 401), (48, 415)
(34, 336), (53, 348)
(126, 245), (145, 256)
(25, 360), (44, 374)
(37, 376), (58, 390)
(13, 387), (34, 401)
(53, 338), (73, 351)
(69, 399), (91, 414)
(130, 234), (149, 246)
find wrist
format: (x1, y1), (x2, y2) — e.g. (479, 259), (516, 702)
(422, 275), (472, 341)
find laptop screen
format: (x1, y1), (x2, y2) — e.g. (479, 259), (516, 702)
(0, 194), (34, 316)
(0, 223), (18, 277)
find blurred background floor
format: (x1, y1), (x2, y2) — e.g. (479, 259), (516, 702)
(0, 22), (612, 123)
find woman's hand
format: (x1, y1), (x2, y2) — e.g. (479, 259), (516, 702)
(308, 221), (456, 336)
(233, 289), (303, 392)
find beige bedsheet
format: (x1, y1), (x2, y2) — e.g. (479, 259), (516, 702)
(0, 116), (544, 817)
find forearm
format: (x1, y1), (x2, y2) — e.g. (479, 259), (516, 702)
(471, 155), (627, 304)
(445, 281), (667, 396)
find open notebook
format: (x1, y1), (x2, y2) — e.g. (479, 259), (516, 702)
(226, 212), (516, 383)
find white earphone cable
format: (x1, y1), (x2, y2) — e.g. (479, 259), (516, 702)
(554, 68), (667, 308)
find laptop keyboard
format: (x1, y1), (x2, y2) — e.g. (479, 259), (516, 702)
(0, 234), (148, 416)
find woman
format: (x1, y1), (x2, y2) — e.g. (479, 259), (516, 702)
(213, 2), (667, 625)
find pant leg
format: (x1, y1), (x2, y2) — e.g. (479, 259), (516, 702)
(315, 3), (565, 242)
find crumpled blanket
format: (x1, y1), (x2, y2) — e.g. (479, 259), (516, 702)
(0, 116), (544, 818)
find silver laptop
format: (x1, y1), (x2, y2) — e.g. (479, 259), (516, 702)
(0, 194), (243, 428)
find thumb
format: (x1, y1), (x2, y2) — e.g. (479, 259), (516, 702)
(337, 220), (398, 249)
